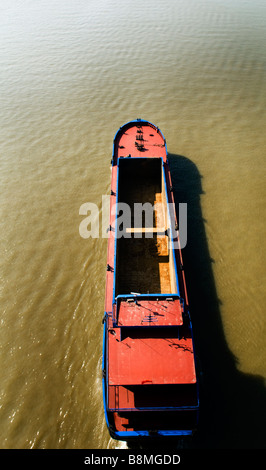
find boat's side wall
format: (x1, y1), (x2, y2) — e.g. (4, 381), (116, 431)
(161, 164), (178, 294)
(161, 162), (179, 296)
(102, 319), (111, 430)
(161, 164), (168, 231)
(112, 160), (120, 305)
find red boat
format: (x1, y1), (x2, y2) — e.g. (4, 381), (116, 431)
(102, 119), (199, 440)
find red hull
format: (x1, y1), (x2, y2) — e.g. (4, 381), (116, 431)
(102, 119), (199, 440)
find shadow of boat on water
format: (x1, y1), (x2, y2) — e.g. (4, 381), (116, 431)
(128, 153), (266, 450)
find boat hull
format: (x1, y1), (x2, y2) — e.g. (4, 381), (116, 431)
(102, 119), (199, 440)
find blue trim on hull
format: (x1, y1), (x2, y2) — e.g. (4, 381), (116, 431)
(110, 430), (194, 440)
(102, 319), (111, 430)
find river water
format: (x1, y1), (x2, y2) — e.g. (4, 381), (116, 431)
(0, 0), (265, 449)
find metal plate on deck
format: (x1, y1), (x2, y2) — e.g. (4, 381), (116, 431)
(117, 298), (183, 326)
